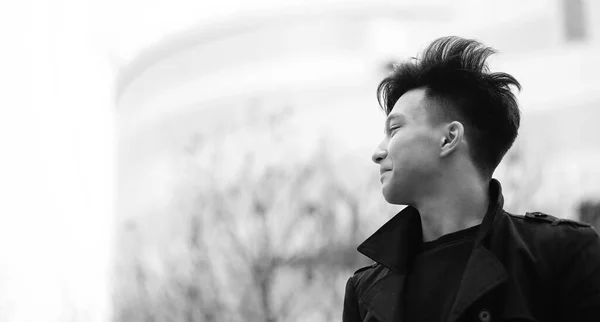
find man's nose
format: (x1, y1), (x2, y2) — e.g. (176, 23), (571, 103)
(372, 145), (388, 164)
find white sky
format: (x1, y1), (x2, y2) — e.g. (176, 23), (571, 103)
(1, 0), (115, 321)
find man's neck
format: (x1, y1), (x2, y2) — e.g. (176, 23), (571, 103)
(415, 177), (490, 242)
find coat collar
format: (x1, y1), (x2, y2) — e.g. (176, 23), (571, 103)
(357, 179), (505, 273)
(356, 179), (508, 322)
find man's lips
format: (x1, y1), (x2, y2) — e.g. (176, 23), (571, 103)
(380, 169), (391, 175)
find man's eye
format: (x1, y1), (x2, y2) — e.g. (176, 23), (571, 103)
(389, 127), (400, 135)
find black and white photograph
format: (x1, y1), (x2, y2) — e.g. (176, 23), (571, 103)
(2, 0), (600, 321)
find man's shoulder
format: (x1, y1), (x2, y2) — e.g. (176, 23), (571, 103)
(353, 261), (379, 275)
(351, 261), (388, 282)
(505, 211), (592, 229)
(498, 210), (599, 260)
(502, 210), (596, 240)
(348, 261), (390, 292)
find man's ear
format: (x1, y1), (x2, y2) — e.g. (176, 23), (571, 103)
(440, 121), (464, 157)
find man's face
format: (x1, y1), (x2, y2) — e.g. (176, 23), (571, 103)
(372, 88), (444, 205)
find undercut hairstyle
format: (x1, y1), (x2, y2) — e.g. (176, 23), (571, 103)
(377, 36), (521, 178)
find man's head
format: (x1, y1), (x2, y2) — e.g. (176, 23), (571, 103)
(372, 36), (521, 205)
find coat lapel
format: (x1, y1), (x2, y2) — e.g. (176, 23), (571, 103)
(358, 267), (408, 322)
(445, 246), (508, 322)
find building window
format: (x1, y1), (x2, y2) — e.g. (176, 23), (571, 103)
(562, 0), (588, 42)
(578, 200), (600, 231)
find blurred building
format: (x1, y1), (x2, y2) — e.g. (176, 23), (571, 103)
(116, 0), (600, 222)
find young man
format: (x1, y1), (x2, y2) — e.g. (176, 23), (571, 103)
(343, 36), (600, 322)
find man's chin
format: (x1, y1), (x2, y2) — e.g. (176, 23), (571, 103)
(382, 187), (406, 205)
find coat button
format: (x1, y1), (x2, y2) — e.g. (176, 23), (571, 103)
(478, 309), (491, 322)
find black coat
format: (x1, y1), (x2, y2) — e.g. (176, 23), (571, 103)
(343, 180), (600, 322)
